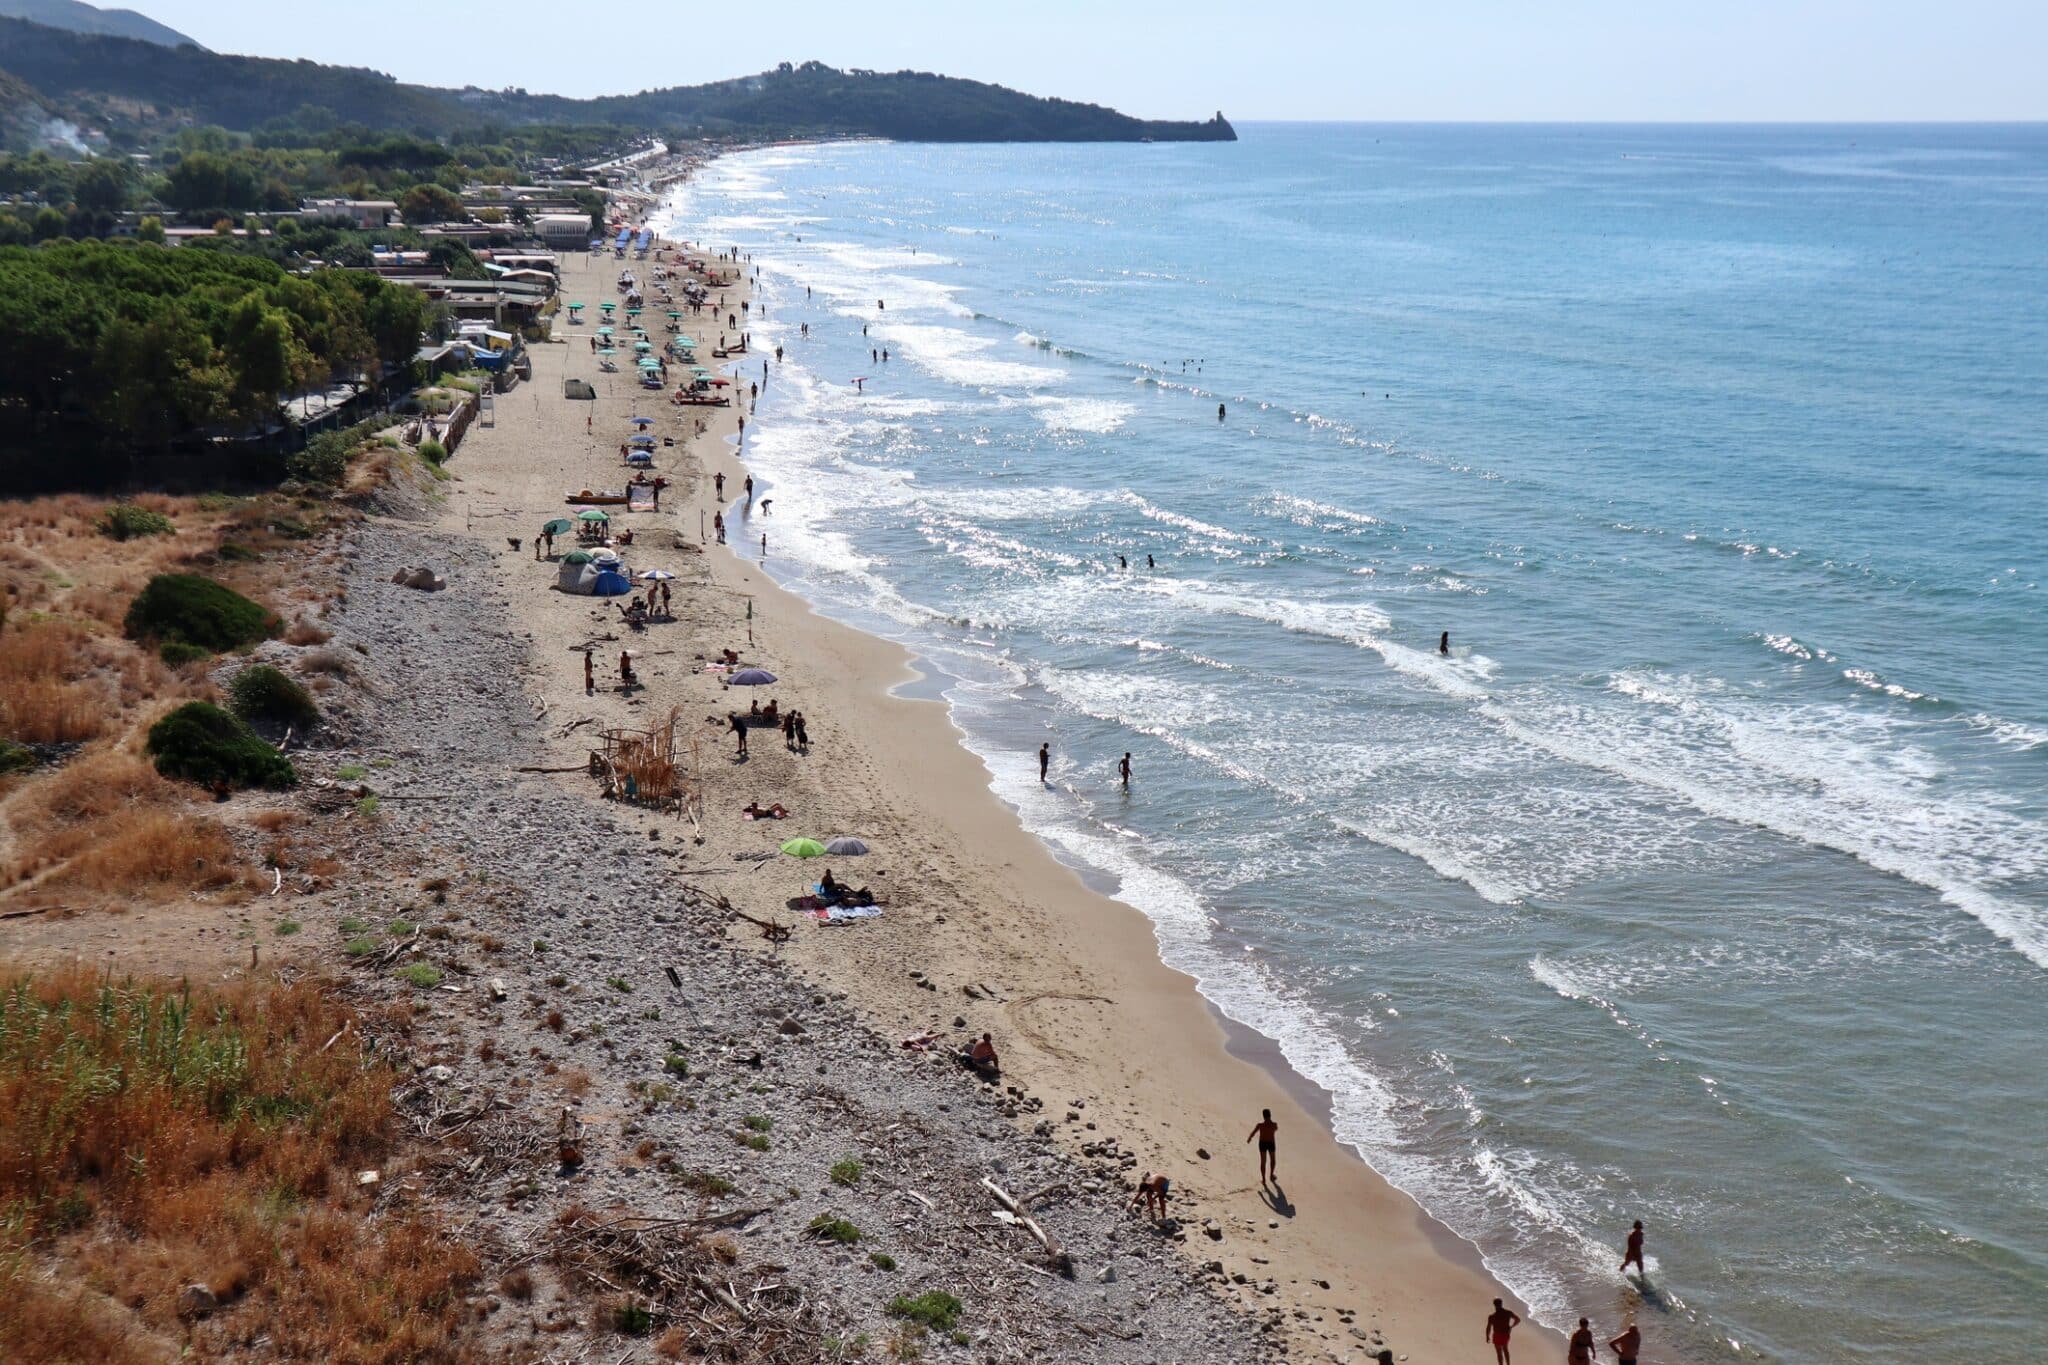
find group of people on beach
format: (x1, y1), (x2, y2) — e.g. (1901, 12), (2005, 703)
(1484, 1222), (1647, 1364)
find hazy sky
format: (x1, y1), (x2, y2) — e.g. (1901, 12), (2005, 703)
(133, 0), (2047, 122)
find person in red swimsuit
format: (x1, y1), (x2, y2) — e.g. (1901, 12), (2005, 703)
(1485, 1298), (1521, 1365)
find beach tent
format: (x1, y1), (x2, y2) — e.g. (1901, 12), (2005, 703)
(557, 560), (599, 594)
(563, 378), (596, 400)
(591, 570), (633, 597)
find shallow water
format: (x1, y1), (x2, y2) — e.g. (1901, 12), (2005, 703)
(659, 124), (2048, 1362)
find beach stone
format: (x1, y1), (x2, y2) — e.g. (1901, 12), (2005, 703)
(179, 1284), (220, 1318)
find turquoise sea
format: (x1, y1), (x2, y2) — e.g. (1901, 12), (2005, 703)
(660, 125), (2047, 1363)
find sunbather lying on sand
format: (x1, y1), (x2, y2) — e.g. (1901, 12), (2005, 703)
(741, 801), (788, 820)
(901, 1030), (943, 1051)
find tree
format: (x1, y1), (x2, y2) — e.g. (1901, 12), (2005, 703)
(398, 183), (463, 224)
(166, 151), (231, 213)
(73, 158), (132, 212)
(30, 206), (68, 242)
(135, 215), (166, 244)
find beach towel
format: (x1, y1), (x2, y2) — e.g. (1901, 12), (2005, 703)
(812, 905), (881, 924)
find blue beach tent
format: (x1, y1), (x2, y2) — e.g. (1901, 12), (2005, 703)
(591, 570), (633, 597)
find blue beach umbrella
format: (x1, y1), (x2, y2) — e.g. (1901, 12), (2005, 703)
(728, 668), (777, 686)
(629, 416), (655, 427)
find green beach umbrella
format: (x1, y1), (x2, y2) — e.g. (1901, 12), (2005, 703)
(541, 517), (574, 535)
(665, 310), (682, 318)
(626, 307), (642, 315)
(577, 509), (611, 522)
(779, 838), (827, 859)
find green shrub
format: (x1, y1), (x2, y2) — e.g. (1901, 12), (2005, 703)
(274, 920), (302, 936)
(344, 937), (377, 958)
(0, 739), (36, 775)
(417, 438), (447, 463)
(286, 430), (355, 485)
(678, 1170), (732, 1196)
(217, 542), (259, 563)
(806, 1214), (861, 1244)
(868, 1251), (896, 1271)
(663, 1052), (689, 1077)
(743, 1115), (772, 1133)
(228, 663), (319, 728)
(125, 573), (277, 653)
(96, 504), (174, 540)
(886, 1292), (962, 1332)
(146, 701), (296, 789)
(829, 1158), (863, 1188)
(159, 640), (210, 666)
(614, 1300), (653, 1335)
(397, 963), (442, 988)
(739, 1133), (769, 1153)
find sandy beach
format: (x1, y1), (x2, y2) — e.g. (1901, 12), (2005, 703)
(440, 225), (1564, 1364)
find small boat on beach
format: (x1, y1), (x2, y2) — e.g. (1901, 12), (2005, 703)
(565, 489), (632, 506)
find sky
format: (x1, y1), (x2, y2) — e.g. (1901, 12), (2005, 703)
(129, 0), (2048, 122)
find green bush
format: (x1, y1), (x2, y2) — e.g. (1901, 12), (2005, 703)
(96, 504), (175, 540)
(217, 542), (259, 562)
(886, 1292), (962, 1332)
(868, 1251), (896, 1271)
(829, 1158), (863, 1187)
(159, 641), (210, 666)
(397, 963), (443, 988)
(125, 573), (277, 653)
(416, 438), (447, 463)
(145, 701), (296, 789)
(285, 430), (353, 485)
(227, 663), (319, 728)
(806, 1214), (861, 1244)
(613, 1300), (653, 1335)
(0, 739), (37, 775)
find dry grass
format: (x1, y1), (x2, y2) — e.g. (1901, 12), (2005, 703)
(1, 751), (237, 897)
(0, 619), (109, 745)
(285, 618), (332, 646)
(0, 967), (481, 1362)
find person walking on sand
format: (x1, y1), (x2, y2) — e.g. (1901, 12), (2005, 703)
(713, 511), (726, 544)
(1608, 1323), (1641, 1365)
(1568, 1318), (1597, 1365)
(1485, 1300), (1521, 1365)
(583, 650), (594, 696)
(1118, 752), (1132, 791)
(1038, 742), (1050, 785)
(715, 471), (725, 500)
(1620, 1220), (1645, 1276)
(1248, 1108), (1278, 1184)
(793, 711), (809, 752)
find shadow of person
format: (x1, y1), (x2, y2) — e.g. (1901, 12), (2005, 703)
(1260, 1183), (1297, 1218)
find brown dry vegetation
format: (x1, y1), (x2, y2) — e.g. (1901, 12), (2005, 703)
(0, 493), (338, 910)
(0, 967), (480, 1363)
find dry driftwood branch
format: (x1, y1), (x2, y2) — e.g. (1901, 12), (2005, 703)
(982, 1176), (1073, 1273)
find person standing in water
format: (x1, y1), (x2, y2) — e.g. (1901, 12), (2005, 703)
(1620, 1220), (1645, 1276)
(1247, 1108), (1278, 1185)
(1440, 630), (1451, 655)
(1608, 1322), (1642, 1365)
(1218, 402), (1227, 421)
(1485, 1300), (1521, 1365)
(1038, 742), (1050, 785)
(1118, 753), (1132, 791)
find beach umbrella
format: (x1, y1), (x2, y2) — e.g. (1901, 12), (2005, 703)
(823, 837), (869, 856)
(728, 667), (777, 686)
(597, 347), (617, 357)
(541, 517), (574, 535)
(577, 508), (611, 522)
(626, 307), (642, 315)
(629, 434), (657, 446)
(629, 416), (655, 427)
(666, 310), (682, 318)
(560, 549), (593, 564)
(637, 568), (675, 581)
(634, 341), (653, 352)
(779, 838), (827, 859)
